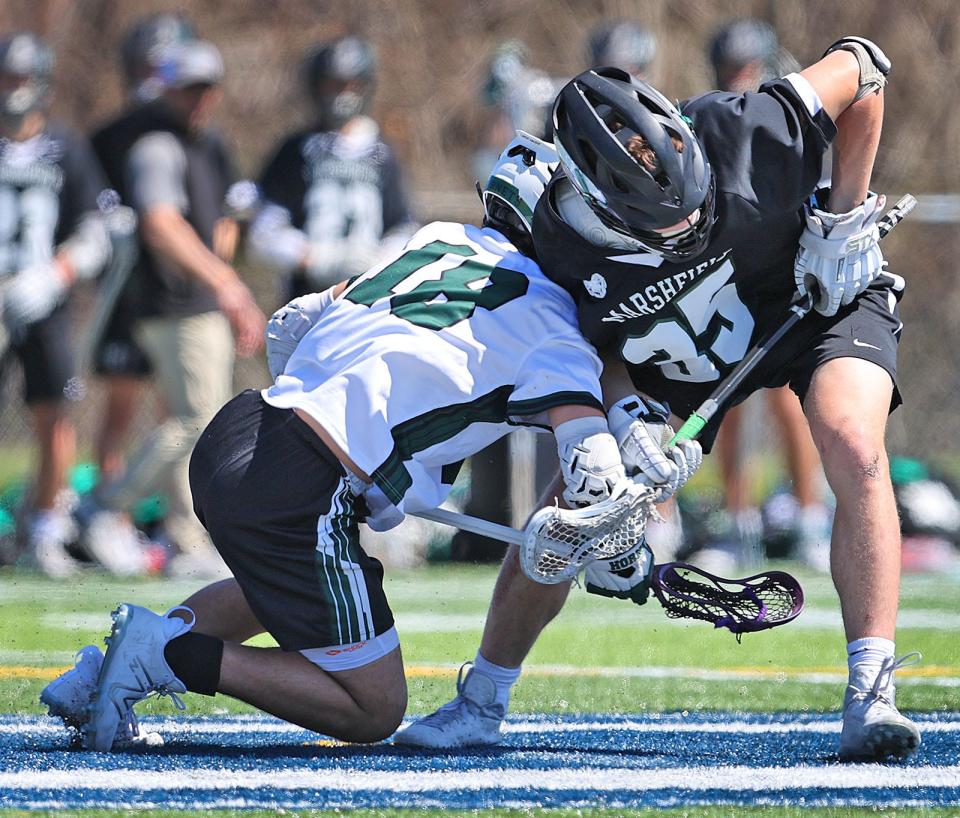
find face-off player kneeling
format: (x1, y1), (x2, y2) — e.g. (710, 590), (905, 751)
(40, 133), (700, 750)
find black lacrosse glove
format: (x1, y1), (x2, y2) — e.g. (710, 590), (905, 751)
(582, 539), (654, 606)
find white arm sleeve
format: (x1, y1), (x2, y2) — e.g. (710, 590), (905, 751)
(248, 201), (310, 273)
(57, 212), (112, 281)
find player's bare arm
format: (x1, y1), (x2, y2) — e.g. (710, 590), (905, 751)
(800, 40), (887, 212)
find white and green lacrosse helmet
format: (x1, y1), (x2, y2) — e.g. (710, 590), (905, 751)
(481, 130), (559, 256)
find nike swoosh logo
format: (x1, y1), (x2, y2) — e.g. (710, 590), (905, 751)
(853, 339), (882, 351)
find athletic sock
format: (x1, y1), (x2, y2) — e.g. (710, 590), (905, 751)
(847, 637), (895, 686)
(473, 652), (521, 711)
(163, 631), (225, 696)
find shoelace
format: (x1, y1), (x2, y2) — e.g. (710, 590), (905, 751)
(139, 606), (195, 711)
(419, 664), (502, 728)
(850, 651), (922, 704)
(871, 652), (922, 702)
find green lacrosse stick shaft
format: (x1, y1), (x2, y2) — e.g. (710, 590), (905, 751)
(669, 193), (917, 446)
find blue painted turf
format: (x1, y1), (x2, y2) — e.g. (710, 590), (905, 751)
(2, 712), (958, 810)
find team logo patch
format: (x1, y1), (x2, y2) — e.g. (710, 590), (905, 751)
(585, 273), (607, 298)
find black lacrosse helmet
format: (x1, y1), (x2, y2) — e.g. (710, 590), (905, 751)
(552, 67), (715, 262)
(0, 33), (54, 123)
(304, 36), (376, 130)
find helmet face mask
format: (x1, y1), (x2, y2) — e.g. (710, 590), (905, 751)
(0, 33), (54, 129)
(305, 37), (376, 130)
(481, 130), (560, 257)
(553, 67), (716, 262)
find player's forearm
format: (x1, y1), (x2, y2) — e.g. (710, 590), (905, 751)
(248, 203), (310, 273)
(213, 217), (240, 262)
(140, 205), (242, 293)
(828, 89), (883, 214)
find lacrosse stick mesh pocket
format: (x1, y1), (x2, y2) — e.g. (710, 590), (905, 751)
(521, 482), (658, 584)
(652, 564), (804, 634)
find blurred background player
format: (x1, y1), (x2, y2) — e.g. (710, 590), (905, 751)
(249, 35), (416, 304)
(690, 17), (828, 573)
(0, 33), (111, 576)
(89, 14), (197, 492)
(470, 40), (558, 182)
(588, 19), (657, 80)
(85, 39), (266, 579)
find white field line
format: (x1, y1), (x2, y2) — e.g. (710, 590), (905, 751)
(3, 716), (960, 736)
(2, 765), (959, 793)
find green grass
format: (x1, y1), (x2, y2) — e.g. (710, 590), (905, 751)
(1, 565), (958, 717)
(2, 566), (957, 817)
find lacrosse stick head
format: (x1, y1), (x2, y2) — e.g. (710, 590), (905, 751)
(520, 480), (659, 584)
(651, 562), (804, 636)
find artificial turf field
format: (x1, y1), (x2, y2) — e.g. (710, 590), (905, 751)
(0, 564), (958, 815)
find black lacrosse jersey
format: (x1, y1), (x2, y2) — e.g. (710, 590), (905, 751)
(0, 123), (105, 279)
(533, 77), (837, 431)
(257, 125), (412, 252)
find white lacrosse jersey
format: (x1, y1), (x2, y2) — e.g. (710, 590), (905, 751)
(263, 221), (603, 518)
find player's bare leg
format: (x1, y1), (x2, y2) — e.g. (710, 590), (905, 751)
(803, 357), (899, 641)
(803, 356), (918, 759)
(769, 385), (830, 569)
(769, 386), (821, 508)
(396, 475), (571, 747)
(219, 643), (407, 742)
(176, 577), (406, 740)
(180, 578), (265, 643)
(96, 376), (145, 482)
(30, 402), (75, 511)
(28, 402), (78, 577)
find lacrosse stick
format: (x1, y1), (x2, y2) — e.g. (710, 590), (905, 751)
(417, 479), (659, 584)
(669, 193), (917, 445)
(415, 502), (804, 636)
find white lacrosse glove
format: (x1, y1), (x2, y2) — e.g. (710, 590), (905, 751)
(265, 287), (336, 379)
(555, 415), (626, 508)
(660, 437), (704, 502)
(607, 395), (703, 502)
(582, 537), (654, 606)
(794, 191), (886, 317)
(2, 263), (67, 333)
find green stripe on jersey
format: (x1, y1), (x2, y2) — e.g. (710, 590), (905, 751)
(508, 390), (604, 419)
(373, 385), (515, 505)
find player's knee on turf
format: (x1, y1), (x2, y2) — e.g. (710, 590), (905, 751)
(336, 680), (407, 743)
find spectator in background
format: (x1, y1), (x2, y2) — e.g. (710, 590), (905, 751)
(89, 14), (197, 490)
(588, 19), (657, 79)
(249, 35), (416, 304)
(86, 39), (265, 579)
(0, 33), (111, 576)
(708, 17), (800, 93)
(697, 17), (828, 573)
(471, 40), (558, 181)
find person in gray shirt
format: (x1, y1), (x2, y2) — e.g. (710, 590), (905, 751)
(90, 39), (265, 579)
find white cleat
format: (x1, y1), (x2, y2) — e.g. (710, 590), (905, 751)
(840, 653), (922, 762)
(81, 510), (146, 577)
(41, 644), (165, 748)
(393, 663), (505, 749)
(83, 604), (194, 752)
(41, 646), (103, 729)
